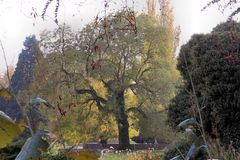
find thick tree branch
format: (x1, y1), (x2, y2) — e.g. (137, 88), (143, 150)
(85, 101), (94, 119)
(133, 42), (153, 84)
(137, 67), (152, 81)
(80, 98), (94, 105)
(101, 79), (114, 92)
(126, 107), (147, 118)
(75, 87), (107, 112)
(126, 102), (147, 118)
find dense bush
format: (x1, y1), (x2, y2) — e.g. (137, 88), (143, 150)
(42, 153), (69, 160)
(168, 21), (240, 148)
(0, 140), (25, 160)
(167, 89), (192, 127)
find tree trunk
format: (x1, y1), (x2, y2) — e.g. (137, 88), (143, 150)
(115, 91), (131, 150)
(117, 118), (130, 150)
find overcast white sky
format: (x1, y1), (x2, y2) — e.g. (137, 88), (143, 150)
(0, 0), (233, 73)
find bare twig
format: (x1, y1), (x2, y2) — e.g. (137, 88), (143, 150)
(183, 52), (212, 159)
(0, 40), (10, 85)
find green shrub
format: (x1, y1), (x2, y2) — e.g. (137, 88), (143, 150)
(167, 89), (192, 127)
(42, 153), (69, 160)
(0, 139), (25, 160)
(41, 144), (70, 160)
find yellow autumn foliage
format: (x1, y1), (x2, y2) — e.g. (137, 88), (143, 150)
(143, 42), (151, 53)
(62, 113), (100, 144)
(125, 89), (138, 107)
(0, 88), (13, 100)
(156, 104), (165, 112)
(0, 112), (25, 148)
(89, 79), (108, 99)
(129, 128), (139, 138)
(100, 124), (108, 132)
(128, 112), (139, 138)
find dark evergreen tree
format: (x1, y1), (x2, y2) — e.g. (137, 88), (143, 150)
(168, 21), (240, 149)
(10, 35), (39, 94)
(0, 35), (40, 122)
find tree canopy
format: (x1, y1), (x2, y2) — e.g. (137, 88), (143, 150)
(30, 7), (180, 149)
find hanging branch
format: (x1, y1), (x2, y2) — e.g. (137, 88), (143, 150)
(201, 0), (221, 11)
(42, 0), (60, 24)
(55, 0), (60, 24)
(202, 0), (240, 20)
(42, 0), (54, 19)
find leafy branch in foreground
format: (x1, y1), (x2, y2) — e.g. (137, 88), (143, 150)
(0, 111), (25, 148)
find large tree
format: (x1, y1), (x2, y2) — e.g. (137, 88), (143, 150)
(37, 9), (179, 149)
(136, 0), (180, 141)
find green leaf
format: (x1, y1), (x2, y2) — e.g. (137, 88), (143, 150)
(15, 130), (49, 160)
(0, 111), (25, 148)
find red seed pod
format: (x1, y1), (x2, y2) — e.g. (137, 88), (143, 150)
(68, 102), (76, 109)
(224, 54), (238, 63)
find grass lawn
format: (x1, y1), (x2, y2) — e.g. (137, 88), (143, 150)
(100, 150), (164, 160)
